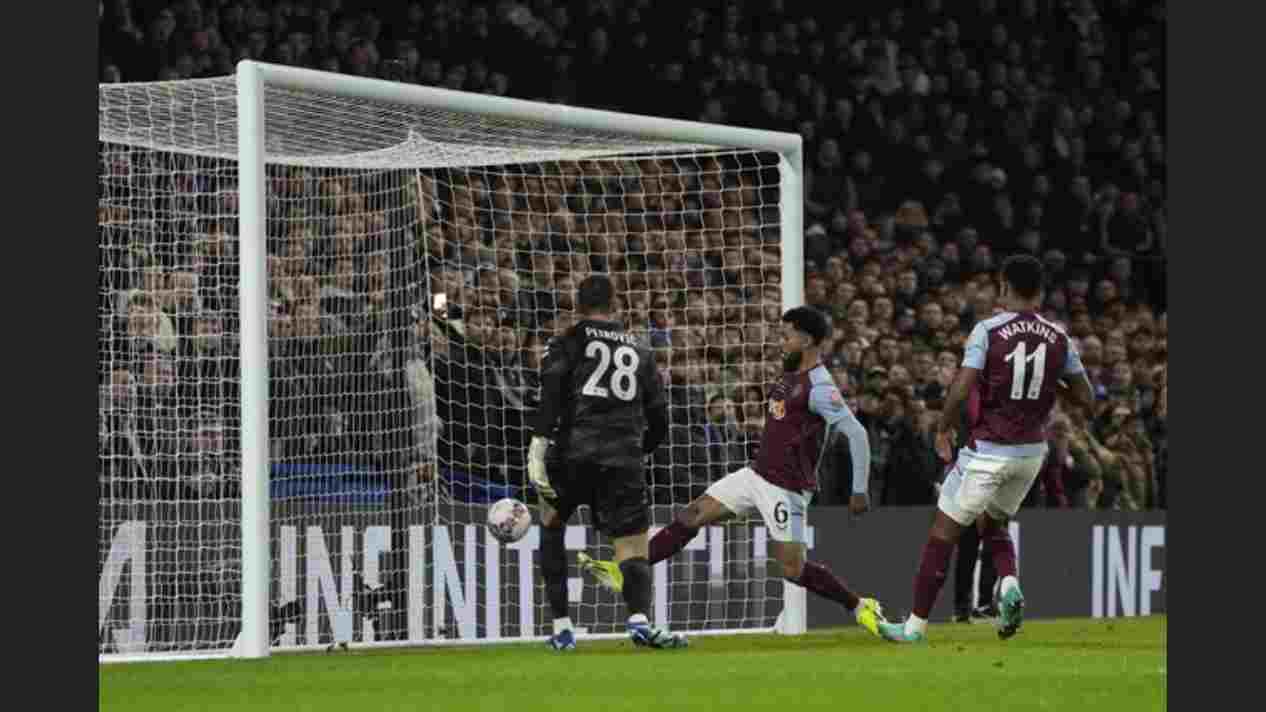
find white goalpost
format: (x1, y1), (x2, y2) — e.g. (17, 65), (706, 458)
(98, 60), (803, 663)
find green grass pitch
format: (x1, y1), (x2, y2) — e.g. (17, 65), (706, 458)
(101, 616), (1165, 712)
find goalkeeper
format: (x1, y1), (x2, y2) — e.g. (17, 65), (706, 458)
(528, 275), (684, 651)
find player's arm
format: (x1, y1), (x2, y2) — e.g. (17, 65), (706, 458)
(809, 382), (871, 513)
(937, 323), (985, 460)
(640, 352), (668, 454)
(531, 336), (570, 439)
(528, 335), (571, 498)
(938, 368), (978, 439)
(1059, 339), (1095, 417)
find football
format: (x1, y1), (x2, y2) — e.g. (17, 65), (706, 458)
(486, 497), (532, 543)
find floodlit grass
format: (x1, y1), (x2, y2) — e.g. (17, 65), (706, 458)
(101, 615), (1165, 712)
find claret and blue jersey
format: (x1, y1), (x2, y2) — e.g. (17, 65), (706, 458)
(754, 364), (869, 496)
(963, 311), (1086, 449)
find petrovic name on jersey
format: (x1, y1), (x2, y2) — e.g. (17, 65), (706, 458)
(582, 326), (639, 346)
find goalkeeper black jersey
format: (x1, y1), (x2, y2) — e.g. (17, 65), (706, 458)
(531, 319), (668, 471)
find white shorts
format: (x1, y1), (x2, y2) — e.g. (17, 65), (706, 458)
(938, 443), (1049, 526)
(704, 467), (812, 544)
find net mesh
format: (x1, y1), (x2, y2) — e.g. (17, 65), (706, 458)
(97, 77), (716, 168)
(98, 75), (791, 657)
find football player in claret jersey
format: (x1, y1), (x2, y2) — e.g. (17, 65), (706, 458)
(528, 274), (686, 651)
(578, 306), (888, 636)
(879, 255), (1095, 643)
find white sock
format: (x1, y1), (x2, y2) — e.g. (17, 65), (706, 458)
(552, 617), (573, 636)
(905, 614), (928, 637)
(999, 575), (1020, 597)
(627, 613), (649, 627)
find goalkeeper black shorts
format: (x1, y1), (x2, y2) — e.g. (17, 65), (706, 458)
(541, 461), (649, 539)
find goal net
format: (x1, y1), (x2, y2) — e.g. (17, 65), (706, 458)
(98, 64), (803, 661)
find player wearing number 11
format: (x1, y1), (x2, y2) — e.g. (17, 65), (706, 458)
(878, 255), (1094, 644)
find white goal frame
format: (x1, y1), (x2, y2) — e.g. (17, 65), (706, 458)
(108, 60), (804, 662)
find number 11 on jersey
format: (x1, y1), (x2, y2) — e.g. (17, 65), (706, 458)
(1004, 341), (1047, 401)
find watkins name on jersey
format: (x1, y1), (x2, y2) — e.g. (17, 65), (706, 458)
(996, 320), (1060, 344)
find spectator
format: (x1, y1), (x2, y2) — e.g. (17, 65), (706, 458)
(183, 312), (238, 406)
(133, 349), (183, 498)
(402, 311), (442, 486)
(99, 368), (142, 498)
(806, 139), (853, 221)
(870, 388), (938, 505)
(99, 0), (1165, 513)
(125, 292), (179, 356)
(185, 409), (238, 499)
(703, 394), (748, 482)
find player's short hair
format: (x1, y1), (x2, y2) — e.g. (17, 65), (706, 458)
(1001, 254), (1045, 300)
(782, 306), (832, 345)
(576, 274), (615, 315)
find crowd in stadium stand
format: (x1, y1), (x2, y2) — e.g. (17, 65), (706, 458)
(98, 0), (1167, 512)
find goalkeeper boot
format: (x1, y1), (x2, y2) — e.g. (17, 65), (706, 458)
(996, 579), (1025, 640)
(853, 597), (887, 637)
(577, 552), (624, 593)
(877, 619), (927, 644)
(547, 628), (576, 652)
(627, 614), (688, 650)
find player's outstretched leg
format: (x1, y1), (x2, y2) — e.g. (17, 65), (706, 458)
(773, 542), (887, 637)
(645, 495), (726, 564)
(981, 516), (1024, 639)
(578, 495), (726, 592)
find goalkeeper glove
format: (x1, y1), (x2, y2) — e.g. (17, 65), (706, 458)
(528, 436), (554, 500)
